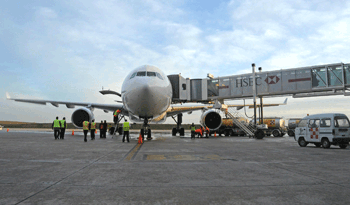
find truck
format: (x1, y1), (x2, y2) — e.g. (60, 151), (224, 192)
(286, 118), (302, 137)
(251, 117), (287, 137)
(211, 117), (248, 137)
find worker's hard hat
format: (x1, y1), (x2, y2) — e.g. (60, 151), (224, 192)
(117, 109), (121, 113)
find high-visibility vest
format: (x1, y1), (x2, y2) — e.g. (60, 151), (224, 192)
(91, 122), (96, 130)
(60, 120), (66, 128)
(83, 121), (89, 130)
(123, 122), (130, 131)
(206, 127), (209, 132)
(114, 110), (118, 117)
(190, 125), (196, 131)
(53, 119), (60, 128)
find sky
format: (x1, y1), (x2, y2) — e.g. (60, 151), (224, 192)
(1, 0), (350, 124)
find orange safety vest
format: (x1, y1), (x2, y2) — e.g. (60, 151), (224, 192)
(206, 127), (210, 132)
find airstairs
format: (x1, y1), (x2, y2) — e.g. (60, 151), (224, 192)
(221, 105), (257, 138)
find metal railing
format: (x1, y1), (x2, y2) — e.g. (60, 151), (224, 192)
(221, 105), (256, 137)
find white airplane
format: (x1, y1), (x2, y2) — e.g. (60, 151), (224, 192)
(7, 65), (287, 140)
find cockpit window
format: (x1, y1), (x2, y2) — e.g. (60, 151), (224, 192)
(136, 71), (146, 76)
(130, 72), (136, 79)
(156, 72), (163, 80)
(147, 72), (156, 77)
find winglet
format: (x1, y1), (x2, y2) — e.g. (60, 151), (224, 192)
(283, 98), (288, 104)
(6, 92), (11, 100)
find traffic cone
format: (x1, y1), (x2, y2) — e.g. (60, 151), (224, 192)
(7, 128), (9, 132)
(138, 134), (143, 144)
(72, 130), (74, 135)
(214, 132), (217, 137)
(95, 130), (97, 134)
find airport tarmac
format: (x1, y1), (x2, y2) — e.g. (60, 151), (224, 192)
(1, 130), (350, 205)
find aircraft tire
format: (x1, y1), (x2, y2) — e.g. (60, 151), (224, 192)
(180, 128), (185, 136)
(172, 128), (177, 136)
(109, 127), (115, 135)
(147, 129), (152, 140)
(141, 129), (145, 140)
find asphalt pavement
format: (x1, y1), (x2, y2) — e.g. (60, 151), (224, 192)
(0, 130), (350, 204)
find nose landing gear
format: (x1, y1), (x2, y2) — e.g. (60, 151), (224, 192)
(140, 118), (152, 140)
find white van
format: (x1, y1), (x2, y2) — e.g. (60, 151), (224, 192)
(295, 113), (350, 149)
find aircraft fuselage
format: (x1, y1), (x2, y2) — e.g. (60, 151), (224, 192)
(121, 65), (172, 122)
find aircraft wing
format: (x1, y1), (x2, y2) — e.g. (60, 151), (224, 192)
(6, 93), (123, 113)
(166, 98), (288, 117)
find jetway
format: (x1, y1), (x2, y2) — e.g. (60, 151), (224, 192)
(168, 62), (350, 103)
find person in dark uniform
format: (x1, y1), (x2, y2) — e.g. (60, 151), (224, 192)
(190, 123), (196, 139)
(99, 120), (104, 139)
(82, 121), (89, 142)
(122, 119), (130, 142)
(103, 120), (107, 138)
(89, 119), (96, 140)
(60, 117), (67, 139)
(52, 116), (61, 140)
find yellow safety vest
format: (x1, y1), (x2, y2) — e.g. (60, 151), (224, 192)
(83, 121), (89, 130)
(60, 120), (66, 128)
(123, 122), (130, 131)
(53, 119), (60, 128)
(91, 122), (96, 130)
(114, 110), (118, 116)
(190, 125), (196, 131)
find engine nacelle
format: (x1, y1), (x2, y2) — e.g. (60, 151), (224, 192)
(71, 107), (94, 128)
(200, 110), (222, 130)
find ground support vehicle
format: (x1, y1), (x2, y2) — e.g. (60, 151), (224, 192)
(287, 118), (302, 137)
(210, 118), (247, 137)
(295, 113), (350, 149)
(251, 117), (287, 137)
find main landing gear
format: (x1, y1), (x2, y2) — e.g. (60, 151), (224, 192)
(171, 113), (185, 136)
(140, 118), (152, 140)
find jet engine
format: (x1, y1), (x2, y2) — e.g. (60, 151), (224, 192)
(71, 107), (94, 128)
(200, 110), (222, 130)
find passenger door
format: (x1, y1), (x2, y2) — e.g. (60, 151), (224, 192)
(319, 118), (332, 141)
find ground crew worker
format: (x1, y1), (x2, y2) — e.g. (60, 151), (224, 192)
(99, 120), (104, 139)
(103, 120), (107, 138)
(83, 121), (89, 142)
(52, 116), (61, 140)
(114, 109), (121, 124)
(122, 119), (130, 142)
(60, 117), (67, 139)
(190, 123), (196, 139)
(205, 126), (210, 138)
(195, 127), (203, 138)
(89, 119), (96, 140)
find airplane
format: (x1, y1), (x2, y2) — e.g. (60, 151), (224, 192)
(6, 65), (287, 140)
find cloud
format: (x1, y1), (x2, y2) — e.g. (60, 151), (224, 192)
(2, 0), (350, 125)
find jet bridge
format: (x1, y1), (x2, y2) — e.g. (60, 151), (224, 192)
(168, 62), (350, 103)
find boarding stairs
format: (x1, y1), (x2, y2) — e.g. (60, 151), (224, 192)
(222, 105), (256, 137)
